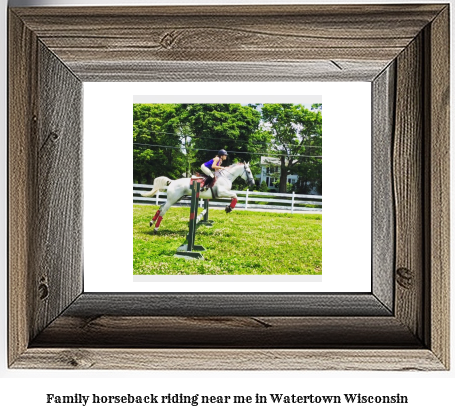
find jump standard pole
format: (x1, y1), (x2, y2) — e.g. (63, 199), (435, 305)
(175, 181), (213, 260)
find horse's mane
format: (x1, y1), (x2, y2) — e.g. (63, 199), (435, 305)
(224, 162), (244, 170)
(214, 162), (244, 178)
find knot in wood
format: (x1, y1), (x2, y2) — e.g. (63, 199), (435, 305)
(396, 267), (414, 289)
(38, 282), (49, 300)
(48, 132), (59, 142)
(60, 350), (94, 369)
(160, 31), (181, 49)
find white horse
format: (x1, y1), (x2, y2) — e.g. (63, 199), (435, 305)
(141, 162), (255, 232)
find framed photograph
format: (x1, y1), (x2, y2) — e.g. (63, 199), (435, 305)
(8, 4), (449, 370)
(83, 82), (370, 293)
(129, 96), (325, 280)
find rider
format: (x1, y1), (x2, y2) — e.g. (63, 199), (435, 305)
(200, 149), (228, 190)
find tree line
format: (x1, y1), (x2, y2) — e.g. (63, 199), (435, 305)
(133, 103), (322, 194)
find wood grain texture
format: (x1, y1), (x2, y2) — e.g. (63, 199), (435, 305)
(8, 4), (450, 370)
(425, 6), (450, 368)
(69, 61), (388, 82)
(31, 316), (421, 348)
(393, 34), (424, 340)
(8, 11), (39, 366)
(13, 349), (445, 371)
(11, 4), (445, 82)
(59, 293), (392, 317)
(372, 63), (395, 312)
(9, 11), (84, 366)
(33, 42), (83, 338)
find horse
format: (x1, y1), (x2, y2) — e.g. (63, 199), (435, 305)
(141, 162), (255, 233)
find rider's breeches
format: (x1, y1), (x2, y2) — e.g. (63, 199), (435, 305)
(201, 164), (214, 178)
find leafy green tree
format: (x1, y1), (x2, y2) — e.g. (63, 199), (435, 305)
(295, 104), (322, 194)
(133, 104), (186, 183)
(132, 103), (322, 193)
(294, 154), (322, 194)
(166, 106), (198, 179)
(181, 104), (264, 168)
(261, 104), (322, 193)
(259, 180), (269, 193)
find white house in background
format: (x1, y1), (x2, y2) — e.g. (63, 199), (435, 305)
(257, 156), (298, 190)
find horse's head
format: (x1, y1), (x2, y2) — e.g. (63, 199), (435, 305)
(242, 162), (255, 186)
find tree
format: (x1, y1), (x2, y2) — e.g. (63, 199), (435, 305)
(133, 103), (265, 185)
(166, 106), (198, 179)
(180, 103), (264, 169)
(133, 104), (186, 183)
(132, 103), (322, 193)
(261, 104), (322, 193)
(294, 154), (322, 194)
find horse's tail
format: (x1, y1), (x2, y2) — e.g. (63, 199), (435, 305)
(141, 176), (172, 197)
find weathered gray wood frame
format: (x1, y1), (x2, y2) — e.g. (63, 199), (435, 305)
(8, 5), (450, 370)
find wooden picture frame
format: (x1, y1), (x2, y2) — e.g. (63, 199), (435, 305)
(8, 4), (450, 370)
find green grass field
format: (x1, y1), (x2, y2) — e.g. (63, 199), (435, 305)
(133, 204), (322, 275)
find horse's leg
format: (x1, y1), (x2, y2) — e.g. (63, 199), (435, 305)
(151, 200), (173, 233)
(152, 194), (187, 227)
(217, 190), (238, 213)
(152, 190), (187, 233)
(149, 179), (190, 233)
(150, 208), (162, 227)
(225, 197), (237, 213)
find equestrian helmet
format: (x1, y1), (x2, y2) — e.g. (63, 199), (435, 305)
(218, 149), (228, 156)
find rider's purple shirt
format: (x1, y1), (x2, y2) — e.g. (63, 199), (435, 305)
(203, 158), (221, 170)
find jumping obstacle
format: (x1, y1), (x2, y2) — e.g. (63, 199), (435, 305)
(175, 181), (213, 260)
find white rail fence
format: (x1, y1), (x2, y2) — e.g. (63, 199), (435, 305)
(133, 184), (322, 213)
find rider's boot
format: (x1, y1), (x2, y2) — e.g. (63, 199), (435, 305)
(201, 176), (213, 192)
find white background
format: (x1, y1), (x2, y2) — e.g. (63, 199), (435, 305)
(84, 82), (371, 293)
(1, 0), (454, 413)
